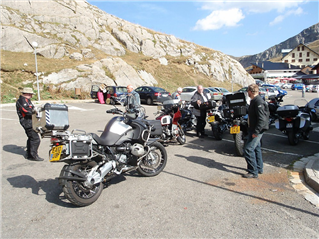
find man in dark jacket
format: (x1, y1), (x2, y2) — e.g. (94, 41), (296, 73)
(191, 85), (211, 137)
(243, 84), (269, 178)
(16, 87), (43, 161)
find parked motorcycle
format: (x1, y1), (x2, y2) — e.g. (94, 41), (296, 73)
(34, 103), (167, 206)
(275, 99), (313, 145)
(179, 101), (197, 133)
(207, 93), (248, 156)
(267, 94), (284, 125)
(207, 101), (231, 140)
(151, 98), (186, 145)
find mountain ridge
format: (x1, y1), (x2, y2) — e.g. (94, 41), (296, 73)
(237, 23), (319, 68)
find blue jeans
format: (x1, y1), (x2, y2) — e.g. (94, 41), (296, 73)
(244, 130), (263, 175)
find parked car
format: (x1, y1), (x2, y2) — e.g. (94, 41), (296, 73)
(260, 86), (277, 98)
(90, 85), (128, 104)
(312, 85), (319, 93)
(180, 86), (215, 102)
(207, 87), (224, 101)
(135, 86), (170, 105)
(281, 83), (292, 89)
(291, 83), (305, 90)
(306, 85), (313, 92)
(211, 87), (232, 96)
(305, 98), (319, 121)
(261, 84), (287, 96)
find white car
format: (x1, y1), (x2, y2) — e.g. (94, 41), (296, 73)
(312, 85), (319, 93)
(180, 86), (213, 102)
(281, 83), (293, 89)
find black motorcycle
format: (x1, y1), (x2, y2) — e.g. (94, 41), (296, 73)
(179, 101), (197, 133)
(275, 99), (313, 145)
(267, 94), (284, 125)
(207, 93), (248, 156)
(34, 103), (167, 206)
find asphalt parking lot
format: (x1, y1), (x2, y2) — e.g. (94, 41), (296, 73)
(1, 89), (319, 238)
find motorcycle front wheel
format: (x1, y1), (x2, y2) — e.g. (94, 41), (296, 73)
(137, 142), (167, 177)
(60, 163), (103, 207)
(176, 124), (186, 145)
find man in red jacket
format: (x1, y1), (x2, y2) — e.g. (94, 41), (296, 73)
(16, 88), (43, 161)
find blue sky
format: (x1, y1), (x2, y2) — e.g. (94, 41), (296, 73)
(87, 0), (318, 57)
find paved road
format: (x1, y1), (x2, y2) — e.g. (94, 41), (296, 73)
(1, 89), (319, 238)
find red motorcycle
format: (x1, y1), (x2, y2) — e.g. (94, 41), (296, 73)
(150, 99), (186, 145)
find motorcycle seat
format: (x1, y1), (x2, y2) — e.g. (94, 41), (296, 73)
(300, 113), (310, 119)
(90, 133), (110, 146)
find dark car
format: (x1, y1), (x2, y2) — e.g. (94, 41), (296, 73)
(90, 85), (127, 104)
(305, 98), (319, 121)
(135, 86), (170, 105)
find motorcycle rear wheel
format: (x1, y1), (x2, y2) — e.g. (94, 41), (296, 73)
(60, 163), (103, 207)
(235, 131), (246, 156)
(212, 124), (223, 140)
(137, 142), (167, 177)
(288, 131), (299, 145)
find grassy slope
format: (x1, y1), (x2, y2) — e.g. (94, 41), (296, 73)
(1, 49), (241, 103)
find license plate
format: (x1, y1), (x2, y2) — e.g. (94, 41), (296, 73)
(207, 115), (215, 123)
(50, 145), (63, 162)
(162, 94), (168, 97)
(230, 125), (240, 134)
(286, 123), (293, 128)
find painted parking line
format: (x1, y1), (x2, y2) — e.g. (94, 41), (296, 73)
(265, 132), (319, 144)
(0, 118), (17, 121)
(221, 138), (303, 157)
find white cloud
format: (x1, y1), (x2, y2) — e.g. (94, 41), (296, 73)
(269, 7), (304, 26)
(195, 0), (308, 30)
(193, 8), (245, 30)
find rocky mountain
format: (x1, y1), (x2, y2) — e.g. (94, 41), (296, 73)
(0, 0), (254, 93)
(238, 23), (319, 68)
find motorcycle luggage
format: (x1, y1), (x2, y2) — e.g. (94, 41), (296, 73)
(33, 103), (69, 132)
(69, 134), (92, 159)
(226, 93), (246, 108)
(277, 105), (299, 118)
(148, 120), (163, 136)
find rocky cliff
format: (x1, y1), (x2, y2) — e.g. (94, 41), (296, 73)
(1, 0), (254, 93)
(238, 23), (319, 68)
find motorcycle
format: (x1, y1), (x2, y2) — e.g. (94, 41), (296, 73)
(207, 101), (231, 140)
(267, 94), (284, 125)
(275, 99), (313, 145)
(207, 93), (248, 156)
(151, 98), (186, 145)
(34, 103), (167, 206)
(179, 101), (197, 133)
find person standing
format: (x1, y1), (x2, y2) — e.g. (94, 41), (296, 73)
(191, 85), (211, 138)
(125, 85), (141, 109)
(16, 87), (43, 161)
(171, 87), (182, 100)
(243, 84), (269, 178)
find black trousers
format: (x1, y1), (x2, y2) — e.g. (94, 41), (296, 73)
(24, 126), (40, 159)
(196, 116), (206, 135)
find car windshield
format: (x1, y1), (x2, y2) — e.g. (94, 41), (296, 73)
(153, 87), (166, 92)
(208, 88), (218, 92)
(116, 87), (127, 93)
(219, 88), (229, 93)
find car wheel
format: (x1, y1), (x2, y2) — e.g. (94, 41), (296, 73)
(146, 97), (153, 105)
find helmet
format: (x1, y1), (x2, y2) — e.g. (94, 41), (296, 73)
(131, 143), (145, 157)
